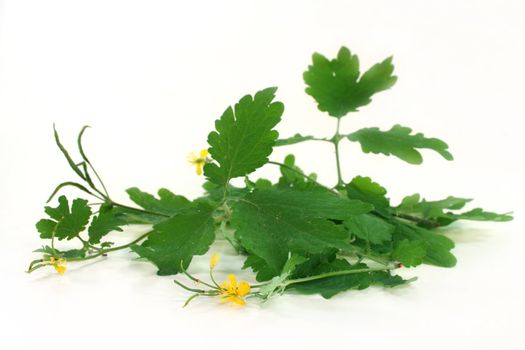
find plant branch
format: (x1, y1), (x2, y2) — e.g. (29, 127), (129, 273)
(333, 118), (344, 188)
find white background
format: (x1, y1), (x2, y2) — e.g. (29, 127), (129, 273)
(1, 1), (524, 349)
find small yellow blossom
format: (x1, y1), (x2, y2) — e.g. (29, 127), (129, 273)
(49, 257), (67, 275)
(209, 253), (220, 270)
(187, 149), (209, 175)
(219, 274), (251, 306)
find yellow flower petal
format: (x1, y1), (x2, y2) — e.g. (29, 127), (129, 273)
(227, 274), (237, 289)
(237, 281), (251, 296)
(231, 296), (246, 306)
(196, 163), (203, 175)
(50, 258), (67, 275)
(209, 253), (220, 269)
(200, 149), (209, 158)
(55, 265), (66, 275)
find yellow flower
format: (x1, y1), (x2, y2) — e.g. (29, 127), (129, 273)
(49, 257), (67, 275)
(209, 253), (220, 270)
(219, 274), (251, 306)
(187, 149), (209, 175)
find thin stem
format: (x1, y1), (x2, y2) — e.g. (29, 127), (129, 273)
(333, 118), (343, 188)
(283, 266), (396, 287)
(183, 294), (201, 308)
(77, 126), (110, 197)
(393, 213), (440, 228)
(27, 263), (48, 273)
(209, 270), (221, 289)
(339, 247), (391, 266)
(61, 231), (152, 262)
(180, 269), (218, 290)
(110, 201), (170, 218)
(174, 280), (206, 293)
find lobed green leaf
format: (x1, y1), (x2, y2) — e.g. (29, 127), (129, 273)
(205, 87), (284, 185)
(304, 46), (397, 117)
(347, 125), (453, 164)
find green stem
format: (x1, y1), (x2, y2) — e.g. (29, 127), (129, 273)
(393, 213), (441, 228)
(174, 280), (206, 293)
(209, 270), (221, 289)
(183, 294), (201, 308)
(110, 201), (170, 218)
(78, 126), (111, 197)
(35, 231), (153, 268)
(28, 230), (150, 272)
(283, 266), (396, 287)
(339, 246), (391, 266)
(333, 118), (343, 188)
(180, 261), (219, 289)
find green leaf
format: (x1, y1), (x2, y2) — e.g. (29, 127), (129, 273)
(345, 214), (395, 244)
(396, 194), (511, 226)
(204, 87), (284, 185)
(243, 254), (280, 282)
(53, 125), (86, 180)
(275, 134), (317, 146)
(446, 208), (513, 222)
(277, 154), (318, 190)
(44, 195), (70, 221)
(287, 260), (406, 299)
(395, 223), (456, 267)
(34, 246), (86, 259)
(88, 205), (126, 244)
(346, 176), (390, 210)
(392, 239), (427, 267)
(61, 248), (87, 259)
(258, 254), (308, 300)
(304, 46), (397, 117)
(126, 187), (192, 215)
(131, 203), (216, 275)
(55, 198), (92, 240)
(36, 196), (92, 241)
(287, 260), (368, 298)
(397, 194), (471, 217)
(36, 219), (57, 239)
(370, 271), (411, 288)
(347, 125), (453, 164)
(231, 188), (372, 274)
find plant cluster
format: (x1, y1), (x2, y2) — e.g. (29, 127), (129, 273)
(27, 47), (512, 306)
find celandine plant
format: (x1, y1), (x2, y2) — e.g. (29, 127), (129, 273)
(27, 47), (512, 307)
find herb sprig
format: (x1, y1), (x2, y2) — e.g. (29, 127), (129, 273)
(28, 46), (513, 307)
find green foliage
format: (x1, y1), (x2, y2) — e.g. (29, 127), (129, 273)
(88, 204), (126, 244)
(396, 194), (512, 227)
(127, 187), (192, 215)
(131, 203), (216, 275)
(447, 208), (513, 222)
(275, 133), (316, 146)
(277, 154), (318, 190)
(392, 240), (427, 267)
(346, 176), (390, 210)
(205, 87), (284, 185)
(288, 259), (407, 299)
(304, 46), (397, 117)
(345, 214), (395, 245)
(394, 223), (457, 267)
(232, 188), (372, 276)
(29, 46), (513, 307)
(347, 125), (453, 164)
(258, 254), (308, 300)
(36, 196), (92, 240)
